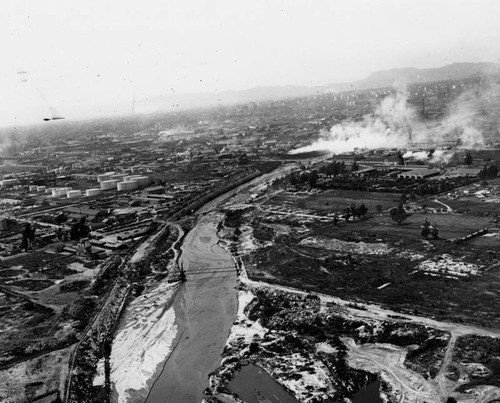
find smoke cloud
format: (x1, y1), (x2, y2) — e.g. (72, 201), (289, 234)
(403, 149), (454, 165)
(291, 80), (496, 157)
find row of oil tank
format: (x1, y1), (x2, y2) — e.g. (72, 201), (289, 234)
(99, 175), (151, 191)
(26, 175), (151, 199)
(97, 172), (148, 183)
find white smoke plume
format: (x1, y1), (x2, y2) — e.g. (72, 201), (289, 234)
(403, 149), (454, 165)
(292, 84), (414, 154)
(291, 80), (496, 156)
(435, 87), (486, 148)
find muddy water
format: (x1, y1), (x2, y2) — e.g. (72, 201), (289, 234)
(352, 379), (382, 403)
(145, 213), (238, 403)
(228, 364), (299, 403)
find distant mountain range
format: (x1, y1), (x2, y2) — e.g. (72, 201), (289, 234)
(331, 62), (500, 91)
(137, 62), (500, 113)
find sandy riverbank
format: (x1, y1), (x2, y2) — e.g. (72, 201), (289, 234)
(110, 281), (180, 403)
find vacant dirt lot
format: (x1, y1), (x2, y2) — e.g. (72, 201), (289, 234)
(241, 189), (500, 328)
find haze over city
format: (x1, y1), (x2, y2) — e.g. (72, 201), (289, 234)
(1, 0), (500, 127)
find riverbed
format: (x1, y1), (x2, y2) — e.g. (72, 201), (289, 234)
(145, 213), (238, 403)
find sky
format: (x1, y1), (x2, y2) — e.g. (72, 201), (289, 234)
(1, 0), (500, 127)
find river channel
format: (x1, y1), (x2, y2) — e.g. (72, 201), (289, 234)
(142, 165), (297, 402)
(145, 212), (238, 403)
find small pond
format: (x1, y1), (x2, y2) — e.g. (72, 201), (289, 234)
(352, 379), (383, 403)
(229, 364), (382, 403)
(228, 364), (299, 403)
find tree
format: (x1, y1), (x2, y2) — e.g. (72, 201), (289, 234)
(390, 204), (410, 224)
(289, 173), (299, 187)
(357, 203), (368, 218)
(55, 213), (68, 225)
(308, 170), (319, 187)
(351, 160), (359, 172)
(21, 223), (36, 251)
(350, 203), (358, 219)
(396, 151), (405, 165)
(464, 152), (473, 166)
(409, 190), (417, 202)
(478, 163), (499, 179)
(422, 220), (439, 240)
(70, 216), (91, 241)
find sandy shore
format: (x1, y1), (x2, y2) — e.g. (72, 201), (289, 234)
(110, 281), (180, 403)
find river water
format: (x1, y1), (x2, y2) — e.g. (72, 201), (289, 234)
(145, 213), (238, 403)
(144, 165), (298, 403)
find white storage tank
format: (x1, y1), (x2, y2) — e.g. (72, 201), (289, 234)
(85, 188), (102, 197)
(131, 166), (144, 173)
(37, 186), (47, 192)
(132, 176), (150, 187)
(100, 180), (119, 190)
(66, 190), (82, 199)
(111, 174), (127, 181)
(0, 179), (19, 187)
(29, 185), (38, 192)
(52, 188), (70, 197)
(97, 172), (115, 182)
(117, 181), (138, 191)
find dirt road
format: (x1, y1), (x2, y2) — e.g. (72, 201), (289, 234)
(242, 278), (500, 402)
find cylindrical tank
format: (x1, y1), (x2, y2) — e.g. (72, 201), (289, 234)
(132, 176), (150, 187)
(117, 181), (139, 191)
(66, 190), (82, 199)
(111, 174), (127, 181)
(29, 185), (38, 192)
(37, 186), (47, 192)
(0, 179), (19, 187)
(100, 180), (119, 190)
(97, 172), (115, 182)
(85, 188), (102, 197)
(52, 188), (69, 197)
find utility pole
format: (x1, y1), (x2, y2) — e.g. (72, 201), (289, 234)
(132, 84), (136, 115)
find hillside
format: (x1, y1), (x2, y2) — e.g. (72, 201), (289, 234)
(137, 62), (500, 112)
(331, 62), (500, 91)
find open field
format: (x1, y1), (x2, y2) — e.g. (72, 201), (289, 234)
(265, 189), (406, 212)
(0, 291), (57, 366)
(0, 250), (110, 370)
(239, 188), (500, 328)
(0, 346), (72, 402)
(310, 212), (492, 242)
